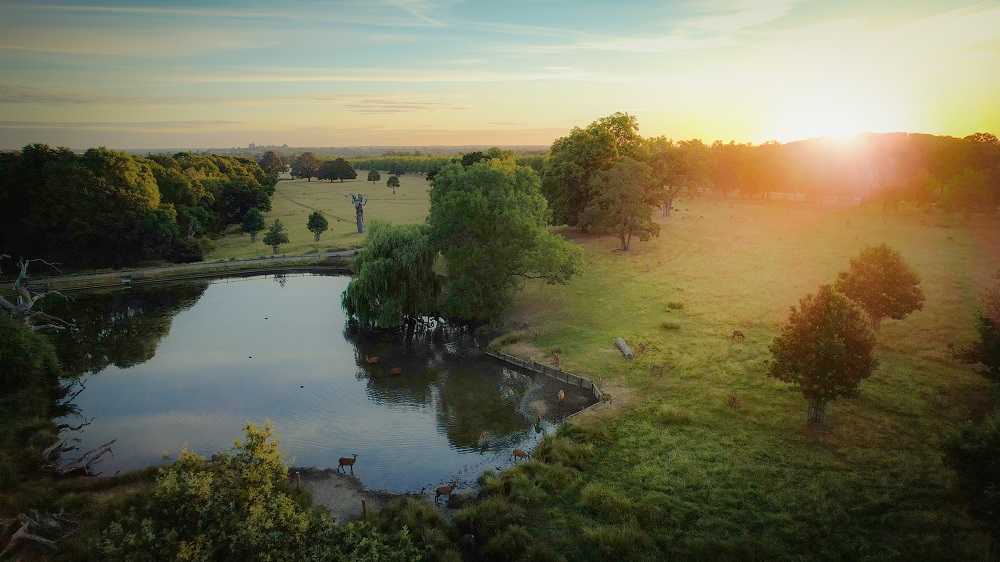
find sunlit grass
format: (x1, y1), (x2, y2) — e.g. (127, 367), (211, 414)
(509, 197), (999, 558)
(205, 174), (430, 261)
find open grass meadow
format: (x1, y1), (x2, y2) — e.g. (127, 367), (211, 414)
(499, 197), (1000, 560)
(205, 173), (431, 261)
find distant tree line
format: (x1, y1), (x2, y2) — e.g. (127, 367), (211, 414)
(0, 144), (276, 268)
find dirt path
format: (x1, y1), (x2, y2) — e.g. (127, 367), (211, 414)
(293, 468), (395, 523)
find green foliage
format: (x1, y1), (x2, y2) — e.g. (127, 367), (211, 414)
(367, 169), (381, 184)
(581, 522), (659, 562)
(386, 174), (400, 193)
(370, 497), (457, 559)
(976, 273), (1000, 380)
(429, 157), (582, 323)
(318, 158), (357, 182)
(262, 219), (289, 253)
(291, 152), (322, 181)
(481, 525), (532, 562)
(769, 285), (877, 423)
(306, 211), (329, 241)
(454, 495), (526, 541)
(257, 150), (287, 177)
(541, 117), (619, 226)
(342, 221), (439, 328)
(581, 157), (660, 250)
(99, 422), (426, 562)
(835, 243), (925, 332)
(579, 483), (633, 523)
(242, 208), (266, 241)
(654, 405), (694, 425)
(943, 409), (1000, 544)
(647, 137), (714, 215)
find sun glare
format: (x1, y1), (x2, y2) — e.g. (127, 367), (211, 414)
(769, 94), (887, 143)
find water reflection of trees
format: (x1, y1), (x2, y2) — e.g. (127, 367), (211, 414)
(343, 321), (531, 449)
(45, 282), (208, 377)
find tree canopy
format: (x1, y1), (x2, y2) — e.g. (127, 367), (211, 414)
(342, 222), (439, 329)
(580, 157), (659, 250)
(386, 175), (400, 194)
(262, 219), (289, 253)
(257, 150), (287, 177)
(367, 169), (381, 184)
(835, 243), (925, 332)
(769, 285), (878, 423)
(291, 152), (322, 181)
(306, 211), (329, 241)
(429, 157), (582, 323)
(242, 208), (266, 242)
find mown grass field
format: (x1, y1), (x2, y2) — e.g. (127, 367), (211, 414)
(205, 174), (430, 261)
(501, 197), (1000, 559)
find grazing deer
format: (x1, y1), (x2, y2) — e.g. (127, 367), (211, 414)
(388, 367), (402, 375)
(512, 448), (530, 462)
(552, 351), (561, 367)
(728, 394), (740, 409)
(602, 393), (613, 405)
(436, 479), (458, 502)
(478, 431), (490, 446)
(338, 453), (358, 474)
(731, 330), (745, 342)
(637, 343), (646, 355)
(365, 356), (379, 364)
(558, 390), (565, 402)
(652, 364), (665, 374)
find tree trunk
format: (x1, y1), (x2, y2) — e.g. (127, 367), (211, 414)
(663, 195), (673, 217)
(619, 233), (628, 251)
(272, 246), (279, 254)
(314, 233), (320, 242)
(807, 398), (826, 424)
(356, 210), (365, 234)
(251, 232), (258, 242)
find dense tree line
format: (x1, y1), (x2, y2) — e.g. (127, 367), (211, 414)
(349, 154), (548, 178)
(0, 145), (276, 268)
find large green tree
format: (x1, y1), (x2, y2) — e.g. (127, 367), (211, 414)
(367, 169), (381, 184)
(769, 285), (878, 423)
(648, 137), (714, 216)
(835, 243), (925, 332)
(541, 116), (620, 227)
(580, 157), (659, 251)
(386, 175), (400, 194)
(257, 150), (287, 177)
(429, 157), (582, 323)
(291, 152), (321, 181)
(331, 157), (357, 182)
(342, 221), (439, 330)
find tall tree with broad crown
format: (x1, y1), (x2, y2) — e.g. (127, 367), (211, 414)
(580, 157), (660, 250)
(257, 150), (286, 177)
(386, 175), (400, 194)
(835, 243), (925, 332)
(368, 169), (381, 184)
(429, 157), (582, 323)
(769, 285), (878, 424)
(291, 152), (321, 181)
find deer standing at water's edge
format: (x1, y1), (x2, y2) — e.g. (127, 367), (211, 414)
(512, 448), (530, 462)
(436, 479), (458, 502)
(338, 453), (358, 474)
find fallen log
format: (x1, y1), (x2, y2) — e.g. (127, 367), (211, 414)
(615, 337), (634, 360)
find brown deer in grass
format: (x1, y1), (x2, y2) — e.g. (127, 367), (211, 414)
(652, 364), (665, 374)
(602, 393), (613, 405)
(728, 394), (740, 409)
(512, 448), (530, 462)
(388, 366), (402, 375)
(365, 356), (379, 363)
(338, 453), (358, 474)
(436, 479), (458, 502)
(731, 330), (745, 342)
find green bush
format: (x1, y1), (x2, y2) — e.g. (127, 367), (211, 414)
(533, 436), (595, 471)
(455, 495), (526, 541)
(482, 525), (532, 562)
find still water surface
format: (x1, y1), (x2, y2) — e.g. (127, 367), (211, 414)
(53, 274), (580, 493)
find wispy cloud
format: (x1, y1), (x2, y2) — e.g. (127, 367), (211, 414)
(0, 120), (241, 132)
(181, 68), (590, 83)
(689, 0), (798, 32)
(341, 99), (469, 114)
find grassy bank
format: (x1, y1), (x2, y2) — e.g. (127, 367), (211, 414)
(500, 196), (999, 559)
(206, 174), (431, 261)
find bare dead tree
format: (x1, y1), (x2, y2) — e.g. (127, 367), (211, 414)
(0, 256), (75, 331)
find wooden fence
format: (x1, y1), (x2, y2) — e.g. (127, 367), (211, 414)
(484, 349), (603, 405)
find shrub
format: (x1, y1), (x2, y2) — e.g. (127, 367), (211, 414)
(454, 496), (525, 541)
(482, 526), (532, 562)
(532, 436), (595, 471)
(582, 522), (660, 562)
(579, 483), (634, 523)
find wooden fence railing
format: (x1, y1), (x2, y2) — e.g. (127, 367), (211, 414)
(484, 349), (603, 405)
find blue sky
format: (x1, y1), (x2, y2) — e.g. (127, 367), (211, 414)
(1, 0), (998, 149)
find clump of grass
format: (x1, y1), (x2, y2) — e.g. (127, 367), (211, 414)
(533, 436), (595, 471)
(370, 497), (456, 556)
(579, 483), (633, 523)
(482, 525), (533, 562)
(488, 330), (525, 350)
(582, 522), (660, 561)
(655, 405), (694, 426)
(660, 320), (681, 330)
(667, 301), (684, 310)
(455, 495), (526, 541)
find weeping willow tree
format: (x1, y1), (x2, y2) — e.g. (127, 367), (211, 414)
(341, 221), (439, 334)
(769, 285), (877, 424)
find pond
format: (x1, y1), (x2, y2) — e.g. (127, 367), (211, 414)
(48, 274), (592, 494)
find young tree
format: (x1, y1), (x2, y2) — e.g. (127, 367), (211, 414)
(429, 157), (582, 323)
(368, 169), (381, 184)
(262, 219), (289, 254)
(306, 211), (329, 241)
(342, 221), (439, 333)
(769, 285), (878, 423)
(242, 208), (266, 242)
(386, 175), (400, 194)
(580, 157), (659, 250)
(835, 243), (925, 332)
(291, 152), (321, 181)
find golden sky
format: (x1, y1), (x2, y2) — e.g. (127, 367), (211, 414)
(0, 0), (997, 149)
